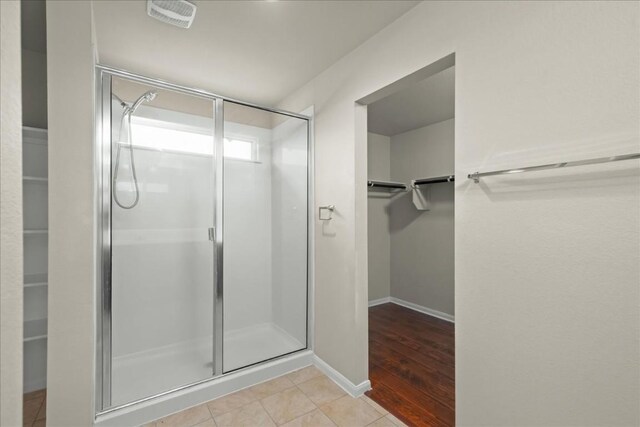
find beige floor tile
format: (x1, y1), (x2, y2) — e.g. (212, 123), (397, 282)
(32, 419), (47, 427)
(260, 387), (317, 425)
(383, 414), (407, 426)
(367, 416), (396, 427)
(214, 401), (276, 427)
(155, 404), (212, 427)
(320, 395), (384, 427)
(360, 395), (388, 416)
(207, 388), (257, 417)
(194, 419), (217, 427)
(249, 376), (295, 400)
(281, 408), (336, 427)
(286, 366), (323, 385)
(140, 423), (156, 427)
(297, 376), (345, 406)
(23, 398), (43, 426)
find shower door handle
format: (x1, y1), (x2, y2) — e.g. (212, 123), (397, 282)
(208, 227), (215, 241)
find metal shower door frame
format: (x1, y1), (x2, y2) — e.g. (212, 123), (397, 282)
(94, 65), (312, 415)
(95, 68), (224, 412)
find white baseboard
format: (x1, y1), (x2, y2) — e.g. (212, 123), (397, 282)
(313, 355), (371, 397)
(368, 296), (454, 323)
(389, 297), (454, 323)
(367, 297), (391, 307)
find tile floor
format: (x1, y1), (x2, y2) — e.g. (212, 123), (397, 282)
(23, 388), (46, 427)
(144, 366), (407, 427)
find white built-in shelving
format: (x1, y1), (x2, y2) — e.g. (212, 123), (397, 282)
(24, 319), (48, 342)
(23, 126), (48, 392)
(23, 176), (48, 183)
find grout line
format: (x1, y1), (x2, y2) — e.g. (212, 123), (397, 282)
(295, 381), (346, 407)
(276, 402), (319, 427)
(360, 394), (389, 417)
(257, 399), (280, 426)
(357, 395), (386, 424)
(316, 404), (339, 426)
(204, 400), (216, 424)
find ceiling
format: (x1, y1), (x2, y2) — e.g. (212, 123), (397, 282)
(92, 0), (419, 106)
(368, 66), (455, 136)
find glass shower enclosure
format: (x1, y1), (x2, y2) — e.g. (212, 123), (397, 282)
(96, 68), (310, 411)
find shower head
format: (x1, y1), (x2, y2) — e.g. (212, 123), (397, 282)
(125, 90), (157, 115)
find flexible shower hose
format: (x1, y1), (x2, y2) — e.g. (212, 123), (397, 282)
(112, 112), (140, 209)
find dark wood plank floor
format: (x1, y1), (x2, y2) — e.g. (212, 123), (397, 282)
(366, 303), (455, 427)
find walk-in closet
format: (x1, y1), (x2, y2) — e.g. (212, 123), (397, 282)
(365, 64), (455, 426)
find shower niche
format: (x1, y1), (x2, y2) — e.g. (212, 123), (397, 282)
(97, 70), (310, 411)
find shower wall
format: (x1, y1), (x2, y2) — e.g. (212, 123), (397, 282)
(111, 109), (277, 358)
(271, 116), (308, 345)
(109, 100), (216, 406)
(223, 121), (274, 334)
(110, 100), (280, 403)
(110, 147), (215, 357)
(105, 82), (309, 405)
(222, 105), (308, 372)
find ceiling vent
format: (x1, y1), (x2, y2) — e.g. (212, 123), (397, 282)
(147, 0), (197, 29)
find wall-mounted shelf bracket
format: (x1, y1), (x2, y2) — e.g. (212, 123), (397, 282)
(410, 175), (454, 211)
(412, 185), (431, 211)
(367, 180), (408, 192)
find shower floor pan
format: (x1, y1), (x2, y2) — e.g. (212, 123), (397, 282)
(111, 322), (303, 407)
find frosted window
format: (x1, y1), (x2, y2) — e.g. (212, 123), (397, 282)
(224, 138), (255, 161)
(130, 120), (213, 155)
(129, 119), (256, 161)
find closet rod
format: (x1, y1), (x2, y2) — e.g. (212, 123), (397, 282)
(412, 175), (455, 186)
(468, 153), (640, 183)
(367, 180), (408, 191)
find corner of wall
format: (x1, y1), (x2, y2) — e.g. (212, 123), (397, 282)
(46, 1), (97, 424)
(0, 1), (24, 425)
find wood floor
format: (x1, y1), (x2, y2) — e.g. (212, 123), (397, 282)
(366, 303), (455, 427)
(23, 388), (46, 427)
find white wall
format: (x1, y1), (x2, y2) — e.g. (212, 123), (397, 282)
(390, 119), (454, 316)
(367, 132), (391, 301)
(0, 1), (23, 425)
(279, 2), (640, 424)
(46, 1), (96, 425)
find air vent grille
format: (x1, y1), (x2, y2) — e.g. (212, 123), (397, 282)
(147, 0), (196, 29)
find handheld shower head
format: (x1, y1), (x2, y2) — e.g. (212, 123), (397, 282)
(144, 91), (157, 102)
(113, 89), (158, 210)
(126, 90), (157, 115)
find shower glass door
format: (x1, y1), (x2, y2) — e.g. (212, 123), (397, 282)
(107, 76), (217, 407)
(99, 70), (310, 411)
(222, 101), (309, 372)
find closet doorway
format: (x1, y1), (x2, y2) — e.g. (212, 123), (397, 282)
(363, 57), (455, 426)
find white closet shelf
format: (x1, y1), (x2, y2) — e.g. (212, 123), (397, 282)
(23, 176), (48, 183)
(23, 229), (48, 235)
(24, 273), (48, 288)
(24, 319), (47, 342)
